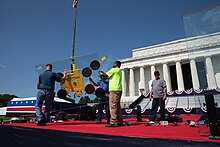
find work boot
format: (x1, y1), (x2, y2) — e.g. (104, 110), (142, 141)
(105, 123), (118, 127)
(37, 121), (47, 126)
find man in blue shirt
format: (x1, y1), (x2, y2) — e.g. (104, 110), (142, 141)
(36, 64), (67, 126)
(89, 71), (110, 124)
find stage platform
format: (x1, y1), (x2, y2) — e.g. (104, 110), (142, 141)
(1, 114), (220, 146)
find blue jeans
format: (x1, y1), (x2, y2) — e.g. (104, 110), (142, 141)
(35, 89), (55, 122)
(97, 97), (110, 123)
(149, 97), (165, 121)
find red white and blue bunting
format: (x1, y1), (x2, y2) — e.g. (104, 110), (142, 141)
(166, 88), (220, 96)
(215, 87), (220, 92)
(141, 109), (146, 114)
(166, 107), (176, 113)
(201, 106), (207, 112)
(175, 90), (184, 95)
(184, 89), (193, 94)
(167, 91), (174, 96)
(183, 107), (192, 113)
(194, 89), (204, 94)
(125, 109), (133, 114)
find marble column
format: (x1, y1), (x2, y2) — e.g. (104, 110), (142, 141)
(190, 59), (200, 90)
(149, 65), (156, 92)
(129, 68), (135, 96)
(122, 69), (127, 97)
(176, 61), (185, 91)
(151, 65), (156, 80)
(205, 56), (217, 89)
(139, 66), (146, 92)
(163, 63), (171, 92)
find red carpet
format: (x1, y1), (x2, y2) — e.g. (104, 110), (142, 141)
(3, 115), (220, 143)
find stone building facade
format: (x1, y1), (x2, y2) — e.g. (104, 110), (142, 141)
(120, 32), (220, 104)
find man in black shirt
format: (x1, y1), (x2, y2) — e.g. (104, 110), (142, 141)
(36, 64), (66, 126)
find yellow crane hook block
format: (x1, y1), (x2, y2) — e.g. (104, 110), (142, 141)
(61, 67), (84, 97)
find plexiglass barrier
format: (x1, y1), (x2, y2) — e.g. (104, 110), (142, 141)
(35, 53), (117, 102)
(183, 5), (220, 138)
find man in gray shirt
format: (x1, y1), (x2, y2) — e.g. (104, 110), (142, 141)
(148, 71), (167, 124)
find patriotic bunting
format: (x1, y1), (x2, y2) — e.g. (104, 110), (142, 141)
(166, 107), (176, 113)
(125, 109), (133, 114)
(183, 107), (192, 113)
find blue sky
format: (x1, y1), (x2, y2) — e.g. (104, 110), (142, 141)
(0, 0), (219, 98)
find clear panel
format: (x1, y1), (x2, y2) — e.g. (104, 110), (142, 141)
(35, 53), (116, 102)
(183, 5), (220, 137)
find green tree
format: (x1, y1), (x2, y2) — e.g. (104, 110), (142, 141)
(0, 94), (18, 107)
(78, 96), (91, 104)
(92, 97), (99, 103)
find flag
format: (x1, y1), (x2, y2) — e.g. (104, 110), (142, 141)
(73, 0), (78, 8)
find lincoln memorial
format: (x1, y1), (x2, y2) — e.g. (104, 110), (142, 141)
(120, 32), (220, 107)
